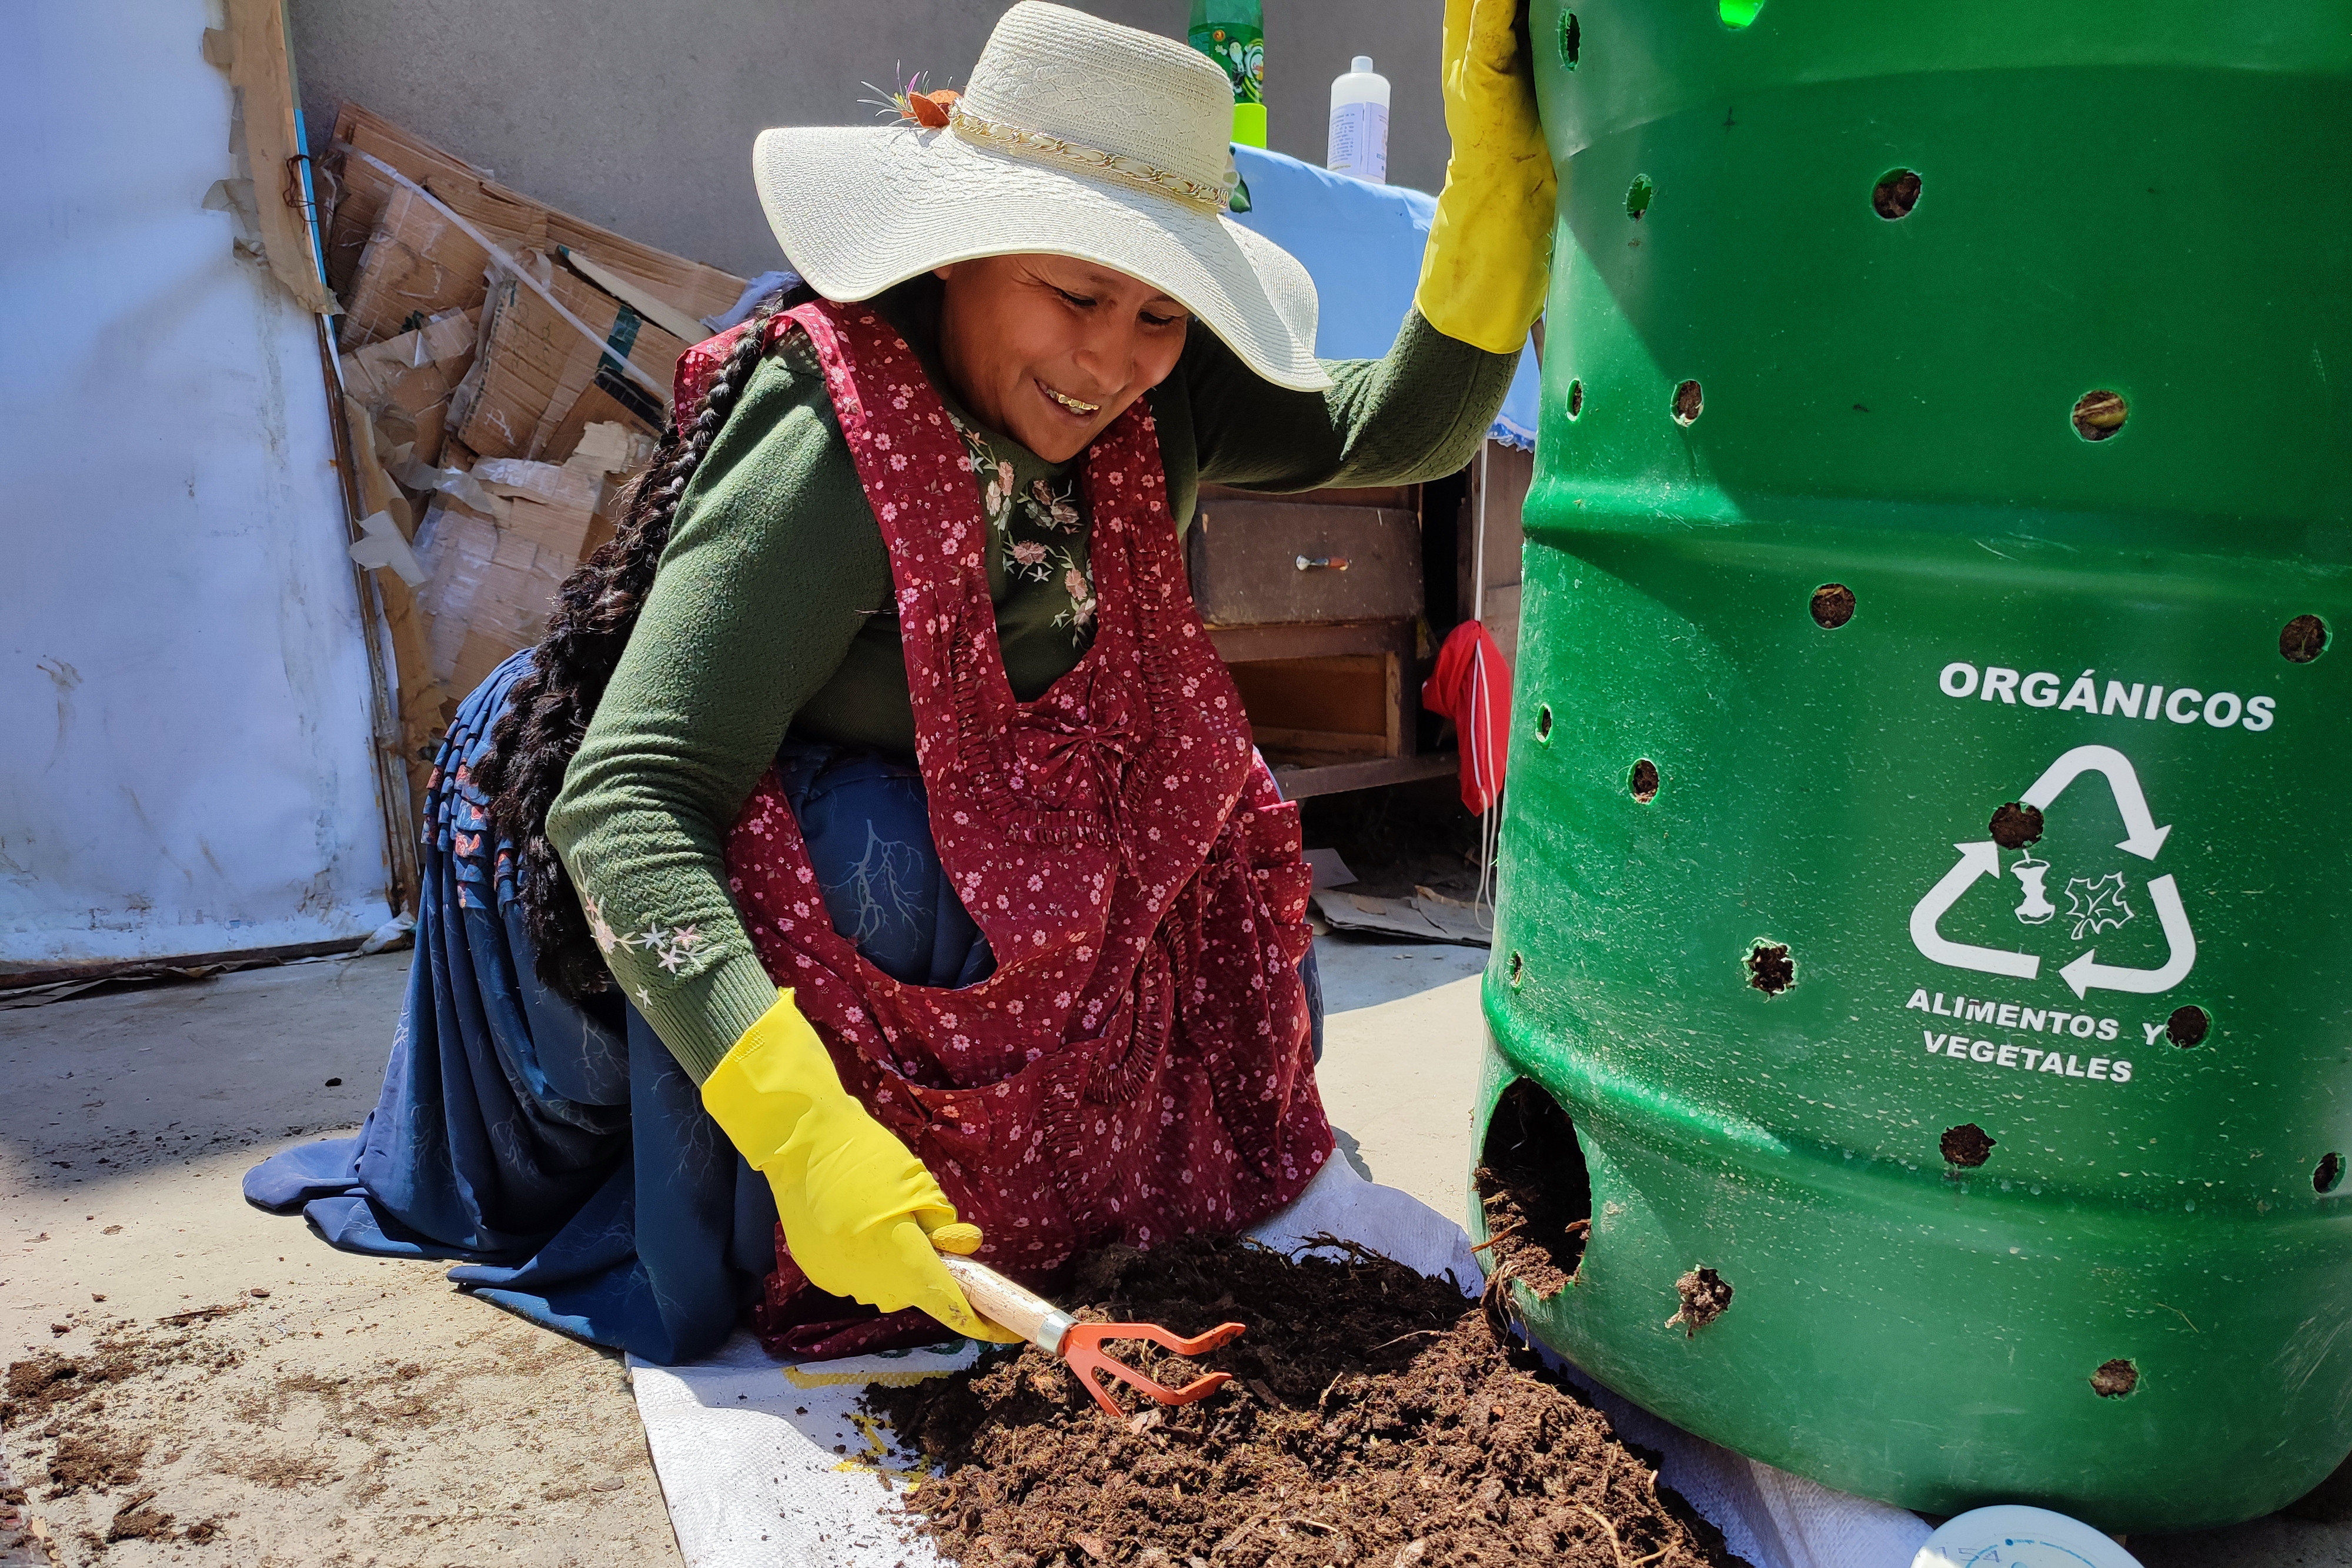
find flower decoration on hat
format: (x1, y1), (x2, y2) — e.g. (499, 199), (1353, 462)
(863, 69), (961, 129)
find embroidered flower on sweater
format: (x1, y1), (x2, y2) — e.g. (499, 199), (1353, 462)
(950, 413), (1096, 644)
(1056, 567), (1098, 634)
(622, 919), (705, 976)
(1028, 478), (1081, 531)
(582, 894), (619, 955)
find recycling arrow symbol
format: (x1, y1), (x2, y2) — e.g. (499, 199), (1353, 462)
(1908, 744), (2197, 999)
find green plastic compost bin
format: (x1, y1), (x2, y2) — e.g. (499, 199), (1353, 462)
(1476, 0), (2352, 1532)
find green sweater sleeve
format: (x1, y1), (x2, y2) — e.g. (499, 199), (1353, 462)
(545, 346), (890, 1081)
(1174, 307), (1520, 497)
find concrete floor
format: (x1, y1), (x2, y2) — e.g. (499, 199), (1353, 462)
(0, 957), (674, 1567)
(3, 939), (2347, 1566)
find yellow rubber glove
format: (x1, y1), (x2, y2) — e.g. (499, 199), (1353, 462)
(700, 991), (1018, 1342)
(1414, 0), (1559, 355)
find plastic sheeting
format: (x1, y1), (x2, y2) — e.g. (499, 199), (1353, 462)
(1227, 145), (1541, 450)
(1, 1), (392, 975)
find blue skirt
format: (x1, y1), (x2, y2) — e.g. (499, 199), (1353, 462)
(245, 650), (1320, 1363)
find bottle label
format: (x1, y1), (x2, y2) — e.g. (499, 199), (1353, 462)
(1327, 101), (1388, 182)
(1188, 21), (1265, 108)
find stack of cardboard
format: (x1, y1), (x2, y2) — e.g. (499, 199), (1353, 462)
(325, 105), (744, 350)
(341, 305), (477, 468)
(320, 105), (745, 794)
(412, 423), (657, 703)
(451, 253), (689, 462)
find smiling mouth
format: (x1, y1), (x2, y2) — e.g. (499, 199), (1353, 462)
(1038, 380), (1101, 415)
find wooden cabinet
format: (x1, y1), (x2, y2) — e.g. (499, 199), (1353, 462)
(1187, 487), (1424, 627)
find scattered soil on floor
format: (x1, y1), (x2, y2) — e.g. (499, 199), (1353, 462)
(46, 1433), (147, 1498)
(870, 1235), (1742, 1568)
(222, 1450), (341, 1491)
(3, 1344), (141, 1430)
(104, 1489), (174, 1542)
(4, 1303), (259, 1550)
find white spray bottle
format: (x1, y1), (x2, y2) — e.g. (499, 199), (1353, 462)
(1327, 55), (1390, 182)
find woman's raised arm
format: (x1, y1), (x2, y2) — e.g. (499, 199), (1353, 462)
(1178, 0), (1553, 496)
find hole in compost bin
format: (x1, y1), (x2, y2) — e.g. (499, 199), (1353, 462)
(1475, 1078), (1593, 1306)
(1558, 10), (1580, 68)
(1626, 174), (1654, 220)
(1630, 758), (1660, 803)
(1566, 379), (1585, 419)
(2283, 614), (2330, 663)
(2318, 1154), (2345, 1194)
(2090, 1359), (2139, 1399)
(1672, 380), (1704, 425)
(2166, 1005), (2210, 1048)
(1536, 703), (1553, 741)
(1508, 950), (1525, 986)
(2072, 389), (2128, 442)
(1872, 169), (1922, 220)
(1719, 0), (1765, 27)
(1668, 1268), (1733, 1336)
(1746, 941), (1793, 995)
(1940, 1124), (1996, 1168)
(1810, 583), (1855, 628)
(1989, 802), (2044, 850)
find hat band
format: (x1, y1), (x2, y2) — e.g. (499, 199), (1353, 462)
(947, 102), (1230, 214)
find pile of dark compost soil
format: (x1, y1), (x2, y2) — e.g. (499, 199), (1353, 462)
(870, 1235), (1742, 1567)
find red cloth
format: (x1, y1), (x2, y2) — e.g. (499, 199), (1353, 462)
(697, 302), (1331, 1341)
(1422, 620), (1513, 815)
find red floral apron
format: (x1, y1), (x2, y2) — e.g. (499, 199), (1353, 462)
(680, 301), (1332, 1353)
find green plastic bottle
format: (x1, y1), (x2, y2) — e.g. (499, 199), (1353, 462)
(1479, 0), (2352, 1533)
(1188, 0), (1266, 148)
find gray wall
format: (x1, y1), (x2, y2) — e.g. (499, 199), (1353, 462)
(289, 1), (1443, 280)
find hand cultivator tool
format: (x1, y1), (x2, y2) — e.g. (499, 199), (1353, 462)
(939, 1255), (1245, 1417)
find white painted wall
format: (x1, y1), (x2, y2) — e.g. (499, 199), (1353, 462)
(0, 2), (393, 977)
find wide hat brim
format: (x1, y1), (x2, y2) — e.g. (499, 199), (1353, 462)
(753, 123), (1331, 393)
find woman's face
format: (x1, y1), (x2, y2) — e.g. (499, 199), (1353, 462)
(933, 255), (1191, 463)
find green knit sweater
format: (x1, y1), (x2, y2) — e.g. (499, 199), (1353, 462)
(547, 278), (1518, 1081)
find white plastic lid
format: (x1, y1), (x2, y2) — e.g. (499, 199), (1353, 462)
(1913, 1506), (2144, 1568)
(1351, 55), (1375, 73)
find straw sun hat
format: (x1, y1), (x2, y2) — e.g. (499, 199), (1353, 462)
(751, 1), (1330, 392)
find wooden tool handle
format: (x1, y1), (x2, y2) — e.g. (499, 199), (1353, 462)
(937, 1253), (1073, 1352)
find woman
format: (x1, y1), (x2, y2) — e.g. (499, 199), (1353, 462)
(249, 0), (1553, 1363)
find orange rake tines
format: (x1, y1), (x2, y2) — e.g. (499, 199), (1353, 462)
(1060, 1318), (1247, 1417)
(937, 1253), (1247, 1417)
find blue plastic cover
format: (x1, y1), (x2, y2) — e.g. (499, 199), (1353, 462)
(1228, 143), (1538, 450)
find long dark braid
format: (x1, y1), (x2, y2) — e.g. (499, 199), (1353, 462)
(474, 300), (792, 998)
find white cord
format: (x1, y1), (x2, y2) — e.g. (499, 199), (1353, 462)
(1470, 442), (1496, 928)
(1472, 441), (1489, 626)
